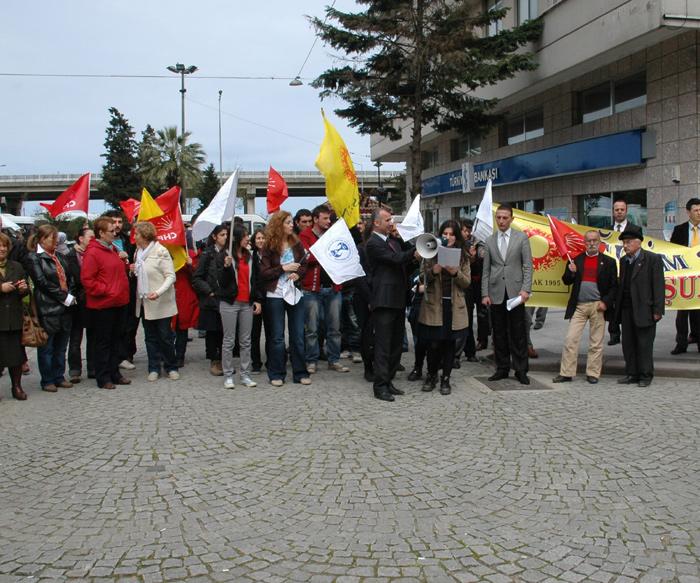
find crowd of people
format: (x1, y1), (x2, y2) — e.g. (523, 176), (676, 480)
(0, 196), (696, 402)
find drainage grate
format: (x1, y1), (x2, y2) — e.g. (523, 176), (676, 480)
(474, 375), (552, 391)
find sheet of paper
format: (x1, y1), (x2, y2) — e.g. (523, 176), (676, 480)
(437, 245), (461, 268)
(506, 295), (524, 311)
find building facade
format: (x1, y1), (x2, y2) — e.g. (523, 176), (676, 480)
(370, 0), (700, 239)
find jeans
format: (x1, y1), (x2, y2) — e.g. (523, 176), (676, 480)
(264, 296), (307, 382)
(220, 300), (254, 378)
(68, 312), (95, 377)
(304, 288), (342, 364)
(142, 316), (177, 374)
(37, 325), (71, 388)
(251, 308), (266, 370)
(175, 329), (188, 362)
(340, 290), (361, 352)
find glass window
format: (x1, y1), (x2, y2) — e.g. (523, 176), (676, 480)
(421, 148), (439, 170)
(450, 135), (482, 161)
(505, 109), (544, 145)
(577, 190), (647, 229)
(581, 83), (611, 123)
(488, 0), (504, 36)
(614, 73), (646, 113)
(518, 0), (538, 23)
(513, 199), (544, 214)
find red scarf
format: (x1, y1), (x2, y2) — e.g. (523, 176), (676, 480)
(47, 251), (67, 291)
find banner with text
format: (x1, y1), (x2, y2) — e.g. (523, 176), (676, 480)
(507, 208), (700, 310)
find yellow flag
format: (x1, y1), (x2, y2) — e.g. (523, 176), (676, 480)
(137, 188), (187, 271)
(315, 111), (360, 226)
(137, 188), (164, 222)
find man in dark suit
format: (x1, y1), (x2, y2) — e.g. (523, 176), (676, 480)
(608, 198), (641, 346)
(669, 197), (700, 354)
(613, 226), (665, 387)
(365, 208), (419, 402)
(481, 204), (533, 385)
(552, 230), (617, 384)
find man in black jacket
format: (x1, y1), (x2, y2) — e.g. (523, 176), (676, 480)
(613, 226), (665, 387)
(365, 208), (419, 402)
(669, 197), (700, 354)
(553, 230), (617, 384)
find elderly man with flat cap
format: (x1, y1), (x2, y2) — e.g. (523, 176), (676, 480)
(612, 226), (665, 387)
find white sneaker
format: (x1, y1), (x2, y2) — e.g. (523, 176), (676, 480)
(240, 374), (257, 388)
(306, 363), (317, 374)
(339, 350), (352, 359)
(120, 360), (136, 370)
(223, 377), (235, 389)
(167, 371), (180, 380)
(147, 372), (159, 382)
(352, 352), (363, 363)
(328, 362), (350, 373)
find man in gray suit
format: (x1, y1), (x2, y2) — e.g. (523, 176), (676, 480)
(481, 204), (533, 384)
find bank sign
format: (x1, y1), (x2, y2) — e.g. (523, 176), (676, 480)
(471, 130), (645, 189)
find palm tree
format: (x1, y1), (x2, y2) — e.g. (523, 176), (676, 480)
(140, 126), (206, 207)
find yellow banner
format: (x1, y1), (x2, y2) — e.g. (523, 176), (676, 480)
(507, 208), (700, 310)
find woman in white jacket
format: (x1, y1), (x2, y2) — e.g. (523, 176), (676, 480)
(133, 222), (179, 382)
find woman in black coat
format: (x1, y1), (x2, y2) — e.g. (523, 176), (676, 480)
(192, 225), (228, 376)
(0, 232), (29, 400)
(27, 224), (76, 392)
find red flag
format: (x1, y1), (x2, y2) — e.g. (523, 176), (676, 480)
(266, 166), (288, 213)
(548, 214), (586, 260)
(152, 186), (186, 246)
(119, 198), (141, 223)
(40, 173), (90, 218)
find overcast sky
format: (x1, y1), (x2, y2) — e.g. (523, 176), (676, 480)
(1, 1), (402, 214)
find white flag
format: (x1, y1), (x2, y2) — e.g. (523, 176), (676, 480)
(395, 194), (424, 241)
(309, 218), (365, 285)
(0, 214), (21, 232)
(192, 169), (239, 241)
(473, 178), (494, 242)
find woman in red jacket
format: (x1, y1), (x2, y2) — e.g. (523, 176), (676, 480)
(80, 217), (131, 390)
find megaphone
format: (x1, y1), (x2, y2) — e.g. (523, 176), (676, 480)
(416, 233), (442, 259)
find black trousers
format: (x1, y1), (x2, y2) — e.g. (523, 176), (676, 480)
(371, 307), (404, 390)
(353, 295), (374, 375)
(620, 307), (656, 381)
(490, 300), (528, 374)
(251, 310), (266, 370)
(205, 330), (223, 361)
(68, 312), (95, 377)
(427, 339), (456, 379)
(90, 306), (125, 388)
(674, 310), (700, 349)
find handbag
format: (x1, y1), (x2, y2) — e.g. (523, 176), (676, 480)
(21, 290), (48, 347)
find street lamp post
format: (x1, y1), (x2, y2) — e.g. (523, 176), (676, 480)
(166, 63), (198, 136)
(218, 90), (223, 174)
(374, 160), (383, 188)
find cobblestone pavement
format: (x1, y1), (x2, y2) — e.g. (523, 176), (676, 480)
(0, 332), (698, 583)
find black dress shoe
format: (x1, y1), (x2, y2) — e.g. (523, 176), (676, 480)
(515, 372), (530, 385)
(586, 376), (598, 384)
(407, 368), (422, 381)
(552, 375), (572, 383)
(374, 390), (395, 402)
(488, 371), (509, 381)
(452, 358), (461, 369)
(396, 363), (406, 372)
(439, 377), (451, 395)
(670, 345), (687, 355)
(638, 379), (652, 387)
(466, 355), (479, 363)
(608, 334), (620, 346)
(421, 374), (436, 392)
(617, 376), (638, 384)
(388, 383), (405, 396)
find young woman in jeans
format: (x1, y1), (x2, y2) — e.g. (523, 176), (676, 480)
(258, 211), (310, 387)
(218, 225), (261, 389)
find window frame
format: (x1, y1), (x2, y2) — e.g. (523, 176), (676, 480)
(578, 72), (647, 124)
(502, 108), (544, 146)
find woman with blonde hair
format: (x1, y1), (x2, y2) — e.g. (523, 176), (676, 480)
(133, 222), (178, 382)
(259, 211), (310, 387)
(27, 224), (77, 392)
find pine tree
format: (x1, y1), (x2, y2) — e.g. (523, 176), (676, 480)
(98, 107), (140, 207)
(311, 0), (543, 197)
(137, 124), (163, 194)
(196, 163), (221, 215)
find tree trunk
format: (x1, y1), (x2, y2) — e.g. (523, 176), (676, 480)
(408, 0), (425, 205)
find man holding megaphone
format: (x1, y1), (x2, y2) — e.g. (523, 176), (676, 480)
(365, 208), (420, 402)
(481, 204), (533, 385)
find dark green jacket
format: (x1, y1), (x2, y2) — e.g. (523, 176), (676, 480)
(0, 260), (27, 331)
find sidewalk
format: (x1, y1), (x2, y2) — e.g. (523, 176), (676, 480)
(520, 308), (700, 379)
